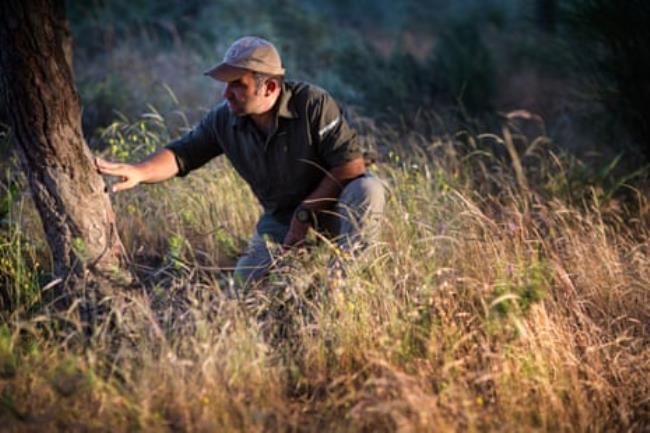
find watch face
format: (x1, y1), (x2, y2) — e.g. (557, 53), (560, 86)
(297, 208), (311, 223)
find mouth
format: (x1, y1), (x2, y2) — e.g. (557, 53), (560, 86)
(227, 100), (241, 112)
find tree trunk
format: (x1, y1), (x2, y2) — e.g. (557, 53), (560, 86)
(0, 0), (129, 300)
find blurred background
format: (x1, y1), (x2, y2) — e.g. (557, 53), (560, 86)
(60, 0), (650, 165)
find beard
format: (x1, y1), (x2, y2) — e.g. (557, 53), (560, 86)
(227, 100), (245, 116)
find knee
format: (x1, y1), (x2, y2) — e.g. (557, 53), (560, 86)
(233, 233), (274, 287)
(234, 265), (268, 288)
(342, 175), (386, 211)
(234, 256), (273, 289)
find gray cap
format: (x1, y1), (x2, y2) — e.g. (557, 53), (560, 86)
(204, 36), (285, 82)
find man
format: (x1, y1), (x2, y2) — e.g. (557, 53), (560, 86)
(96, 36), (385, 286)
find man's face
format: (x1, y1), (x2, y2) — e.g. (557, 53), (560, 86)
(222, 72), (270, 116)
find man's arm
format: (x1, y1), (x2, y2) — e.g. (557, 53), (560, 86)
(302, 157), (365, 210)
(97, 106), (224, 192)
(283, 157), (365, 246)
(95, 148), (179, 192)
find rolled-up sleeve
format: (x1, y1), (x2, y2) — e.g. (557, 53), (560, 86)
(314, 92), (362, 169)
(165, 109), (223, 177)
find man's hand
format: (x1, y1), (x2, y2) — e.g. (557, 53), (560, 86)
(95, 158), (145, 193)
(95, 149), (180, 193)
(283, 216), (310, 247)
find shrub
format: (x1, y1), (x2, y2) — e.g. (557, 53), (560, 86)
(430, 21), (497, 115)
(563, 0), (650, 160)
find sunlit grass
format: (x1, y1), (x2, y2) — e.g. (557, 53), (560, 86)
(0, 115), (648, 432)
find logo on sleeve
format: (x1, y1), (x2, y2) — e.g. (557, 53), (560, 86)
(318, 116), (340, 139)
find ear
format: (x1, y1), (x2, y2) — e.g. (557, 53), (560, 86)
(265, 78), (278, 96)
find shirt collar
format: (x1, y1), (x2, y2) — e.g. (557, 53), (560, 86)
(230, 81), (298, 128)
(276, 82), (298, 120)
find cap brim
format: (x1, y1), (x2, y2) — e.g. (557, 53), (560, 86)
(203, 63), (249, 82)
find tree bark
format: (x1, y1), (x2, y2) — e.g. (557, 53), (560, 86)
(0, 0), (129, 298)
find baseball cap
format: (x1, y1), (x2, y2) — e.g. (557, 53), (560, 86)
(204, 36), (285, 82)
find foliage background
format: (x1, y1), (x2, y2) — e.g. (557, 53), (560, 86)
(66, 0), (649, 160)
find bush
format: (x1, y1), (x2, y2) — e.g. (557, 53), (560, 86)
(563, 0), (650, 160)
(430, 21), (497, 115)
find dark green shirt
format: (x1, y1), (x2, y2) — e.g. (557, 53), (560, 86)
(166, 81), (362, 240)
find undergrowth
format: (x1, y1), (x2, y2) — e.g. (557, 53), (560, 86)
(0, 114), (648, 432)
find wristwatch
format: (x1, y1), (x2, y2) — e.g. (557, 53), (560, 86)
(295, 205), (315, 225)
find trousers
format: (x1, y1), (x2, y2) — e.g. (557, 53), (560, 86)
(234, 173), (386, 286)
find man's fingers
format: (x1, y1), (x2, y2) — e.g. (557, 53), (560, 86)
(95, 157), (141, 193)
(95, 158), (125, 175)
(111, 179), (137, 192)
(98, 166), (124, 176)
(98, 164), (131, 177)
(282, 235), (303, 248)
(95, 157), (116, 169)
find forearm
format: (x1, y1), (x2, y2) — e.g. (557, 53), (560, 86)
(283, 157), (365, 246)
(134, 148), (179, 183)
(301, 157), (365, 211)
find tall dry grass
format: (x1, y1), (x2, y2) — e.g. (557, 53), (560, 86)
(0, 117), (648, 432)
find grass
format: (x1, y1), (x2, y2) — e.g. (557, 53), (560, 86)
(0, 114), (648, 432)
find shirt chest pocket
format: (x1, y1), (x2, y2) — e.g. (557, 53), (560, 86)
(264, 128), (296, 172)
(266, 132), (295, 185)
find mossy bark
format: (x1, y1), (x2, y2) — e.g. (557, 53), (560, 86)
(0, 0), (130, 303)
